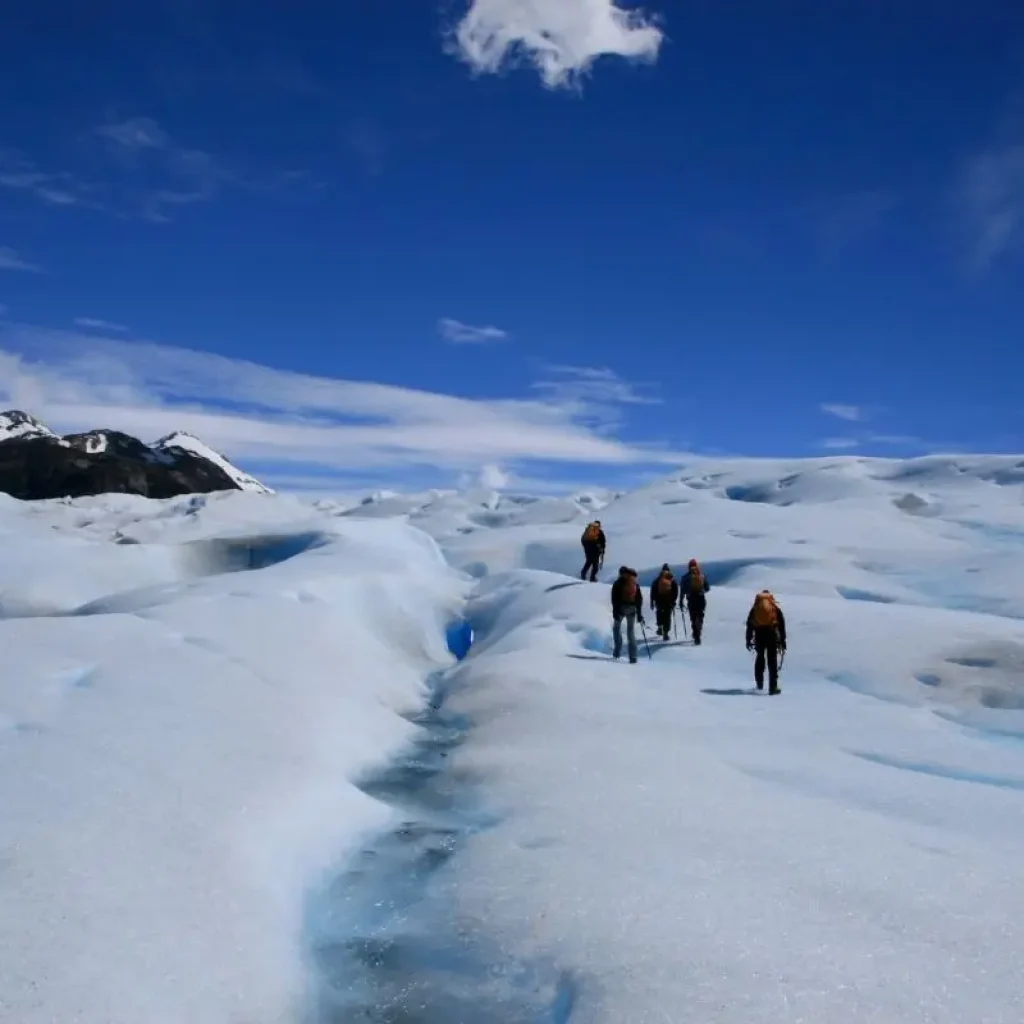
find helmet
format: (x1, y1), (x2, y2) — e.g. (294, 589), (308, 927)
(688, 558), (698, 567)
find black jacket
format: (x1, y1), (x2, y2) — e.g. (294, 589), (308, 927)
(610, 576), (643, 618)
(581, 527), (607, 552)
(745, 602), (787, 648)
(650, 574), (679, 608)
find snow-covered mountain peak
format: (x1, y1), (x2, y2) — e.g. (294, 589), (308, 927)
(0, 409), (59, 443)
(154, 431), (274, 494)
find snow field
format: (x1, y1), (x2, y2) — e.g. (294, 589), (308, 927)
(0, 500), (468, 1024)
(441, 570), (1024, 1022)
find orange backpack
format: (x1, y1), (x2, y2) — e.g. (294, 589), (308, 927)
(688, 568), (705, 593)
(657, 573), (673, 595)
(622, 575), (638, 600)
(751, 591), (778, 627)
(583, 522), (601, 543)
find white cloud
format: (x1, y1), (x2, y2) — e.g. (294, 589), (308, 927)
(817, 437), (860, 450)
(438, 317), (509, 344)
(959, 141), (1024, 273)
(97, 116), (170, 151)
(450, 0), (664, 89)
(0, 246), (41, 273)
(2, 118), (310, 223)
(0, 322), (687, 483)
(74, 317), (130, 333)
(820, 403), (863, 422)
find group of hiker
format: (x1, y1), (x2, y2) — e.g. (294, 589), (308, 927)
(581, 521), (787, 694)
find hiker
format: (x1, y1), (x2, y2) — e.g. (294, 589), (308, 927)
(680, 558), (710, 645)
(580, 520), (606, 582)
(745, 590), (787, 695)
(611, 566), (644, 663)
(650, 563), (678, 640)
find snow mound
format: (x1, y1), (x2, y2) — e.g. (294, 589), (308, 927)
(0, 494), (467, 1024)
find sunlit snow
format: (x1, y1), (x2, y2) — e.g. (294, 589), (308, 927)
(2, 454), (1024, 1023)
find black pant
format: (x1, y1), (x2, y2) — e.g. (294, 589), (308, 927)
(655, 603), (673, 636)
(754, 630), (780, 691)
(686, 597), (706, 643)
(581, 545), (602, 581)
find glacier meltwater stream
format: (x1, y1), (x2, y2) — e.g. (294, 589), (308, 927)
(307, 618), (579, 1022)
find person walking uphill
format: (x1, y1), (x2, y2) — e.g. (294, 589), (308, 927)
(680, 558), (710, 645)
(580, 520), (606, 582)
(745, 590), (787, 695)
(611, 566), (644, 663)
(650, 564), (678, 640)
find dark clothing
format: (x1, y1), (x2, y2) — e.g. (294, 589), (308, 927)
(681, 569), (710, 644)
(680, 569), (710, 609)
(581, 544), (602, 581)
(753, 634), (780, 692)
(745, 604), (787, 694)
(650, 574), (678, 638)
(688, 603), (705, 645)
(610, 576), (643, 619)
(655, 603), (674, 638)
(580, 528), (606, 582)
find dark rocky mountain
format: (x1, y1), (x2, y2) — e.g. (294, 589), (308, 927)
(0, 410), (271, 501)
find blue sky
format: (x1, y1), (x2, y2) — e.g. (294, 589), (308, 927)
(0, 1), (1022, 494)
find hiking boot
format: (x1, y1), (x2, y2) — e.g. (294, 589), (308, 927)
(769, 686), (781, 695)
(629, 657), (637, 664)
(755, 682), (764, 691)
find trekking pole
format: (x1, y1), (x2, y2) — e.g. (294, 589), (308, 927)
(672, 610), (678, 641)
(639, 618), (652, 660)
(681, 606), (689, 640)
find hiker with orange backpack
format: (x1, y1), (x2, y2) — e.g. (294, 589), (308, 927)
(680, 558), (710, 645)
(611, 566), (644, 662)
(650, 563), (678, 640)
(580, 520), (606, 582)
(745, 590), (787, 695)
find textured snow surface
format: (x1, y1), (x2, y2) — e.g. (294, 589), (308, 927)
(0, 491), (466, 1024)
(2, 452), (1024, 1023)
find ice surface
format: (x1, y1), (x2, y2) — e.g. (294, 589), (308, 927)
(0, 493), (467, 1024)
(3, 452), (1024, 1023)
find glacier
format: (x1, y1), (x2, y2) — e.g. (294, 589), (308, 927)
(1, 454), (1023, 1022)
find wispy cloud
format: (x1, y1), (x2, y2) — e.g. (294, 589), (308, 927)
(1, 117), (314, 222)
(955, 93), (1024, 274)
(0, 151), (89, 207)
(97, 116), (170, 151)
(818, 437), (861, 451)
(958, 141), (1024, 273)
(0, 321), (687, 487)
(0, 246), (42, 273)
(532, 363), (661, 436)
(438, 317), (509, 344)
(74, 317), (130, 333)
(820, 403), (864, 422)
(449, 0), (665, 90)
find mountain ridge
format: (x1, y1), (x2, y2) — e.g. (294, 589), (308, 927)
(0, 409), (271, 501)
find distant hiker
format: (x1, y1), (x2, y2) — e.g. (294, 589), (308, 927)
(611, 566), (643, 663)
(580, 520), (606, 582)
(680, 558), (710, 645)
(745, 590), (787, 695)
(650, 563), (678, 640)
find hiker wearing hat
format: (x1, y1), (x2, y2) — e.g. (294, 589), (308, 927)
(680, 558), (710, 645)
(649, 563), (678, 640)
(579, 520), (606, 582)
